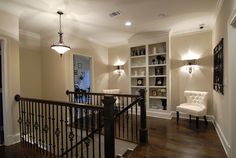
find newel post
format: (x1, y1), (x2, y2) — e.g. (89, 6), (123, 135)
(139, 89), (148, 144)
(102, 95), (116, 158)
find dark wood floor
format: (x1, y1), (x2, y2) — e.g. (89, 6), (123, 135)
(129, 117), (227, 158)
(0, 117), (227, 158)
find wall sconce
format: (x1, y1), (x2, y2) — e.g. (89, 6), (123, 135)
(115, 65), (124, 76)
(185, 59), (196, 74)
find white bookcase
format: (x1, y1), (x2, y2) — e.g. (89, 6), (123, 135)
(129, 32), (171, 118)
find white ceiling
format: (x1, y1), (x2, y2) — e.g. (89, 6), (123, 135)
(0, 0), (220, 47)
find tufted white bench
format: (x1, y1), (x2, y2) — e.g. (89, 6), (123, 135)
(176, 90), (208, 128)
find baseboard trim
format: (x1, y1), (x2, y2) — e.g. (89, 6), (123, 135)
(171, 111), (214, 121)
(5, 133), (20, 146)
(213, 119), (231, 157)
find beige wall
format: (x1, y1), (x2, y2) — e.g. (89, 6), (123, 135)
(19, 33), (42, 98)
(0, 10), (20, 145)
(171, 31), (213, 113)
(2, 37), (20, 145)
(228, 1), (236, 157)
(108, 45), (129, 93)
(41, 35), (109, 101)
(212, 0), (235, 156)
(0, 11), (20, 145)
(0, 10), (19, 40)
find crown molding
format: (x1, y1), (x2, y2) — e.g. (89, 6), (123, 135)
(211, 0), (224, 26)
(19, 29), (41, 39)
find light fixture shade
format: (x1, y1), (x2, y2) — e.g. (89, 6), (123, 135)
(51, 43), (71, 54)
(184, 59), (197, 74)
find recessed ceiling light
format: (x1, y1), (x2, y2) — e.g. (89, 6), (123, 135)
(125, 21), (132, 26)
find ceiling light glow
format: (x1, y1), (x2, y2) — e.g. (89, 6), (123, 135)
(125, 21), (132, 26)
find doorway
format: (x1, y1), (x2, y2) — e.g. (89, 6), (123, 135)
(73, 54), (91, 94)
(0, 40), (4, 144)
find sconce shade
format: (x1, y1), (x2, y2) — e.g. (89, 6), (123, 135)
(185, 59), (196, 74)
(51, 11), (71, 55)
(115, 65), (124, 75)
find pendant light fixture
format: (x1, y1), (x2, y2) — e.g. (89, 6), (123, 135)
(51, 11), (71, 55)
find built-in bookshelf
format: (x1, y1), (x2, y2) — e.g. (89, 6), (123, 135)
(129, 35), (170, 116)
(130, 45), (146, 95)
(148, 42), (168, 110)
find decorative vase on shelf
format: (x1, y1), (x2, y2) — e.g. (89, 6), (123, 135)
(161, 99), (167, 110)
(156, 56), (162, 64)
(158, 46), (164, 53)
(153, 47), (157, 54)
(152, 59), (156, 65)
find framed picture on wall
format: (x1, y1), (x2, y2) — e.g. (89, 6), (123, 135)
(213, 38), (224, 95)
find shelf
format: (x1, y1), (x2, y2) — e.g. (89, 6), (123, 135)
(149, 96), (167, 99)
(130, 39), (169, 116)
(149, 86), (166, 88)
(131, 86), (146, 88)
(149, 75), (166, 78)
(148, 53), (166, 57)
(130, 55), (146, 58)
(149, 64), (166, 67)
(131, 65), (146, 68)
(131, 76), (146, 78)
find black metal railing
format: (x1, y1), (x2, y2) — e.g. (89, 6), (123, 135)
(15, 89), (148, 158)
(66, 89), (148, 157)
(15, 95), (104, 158)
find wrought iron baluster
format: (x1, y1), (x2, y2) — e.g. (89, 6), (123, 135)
(126, 97), (129, 139)
(65, 106), (68, 158)
(52, 104), (55, 156)
(69, 107), (74, 158)
(26, 100), (30, 146)
(18, 99), (22, 143)
(29, 101), (32, 147)
(75, 107), (79, 158)
(60, 105), (64, 156)
(45, 103), (48, 153)
(56, 104), (60, 157)
(80, 108), (84, 158)
(91, 110), (95, 158)
(23, 100), (27, 144)
(122, 97), (125, 138)
(48, 104), (52, 155)
(34, 102), (38, 148)
(32, 101), (35, 149)
(37, 102), (42, 152)
(98, 110), (101, 158)
(85, 109), (89, 158)
(118, 96), (121, 138)
(41, 103), (45, 153)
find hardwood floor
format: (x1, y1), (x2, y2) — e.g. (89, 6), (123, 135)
(0, 117), (227, 158)
(0, 143), (51, 158)
(129, 117), (227, 158)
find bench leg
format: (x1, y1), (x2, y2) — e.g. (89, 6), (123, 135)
(189, 115), (192, 124)
(196, 117), (199, 128)
(204, 116), (208, 126)
(177, 111), (179, 124)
